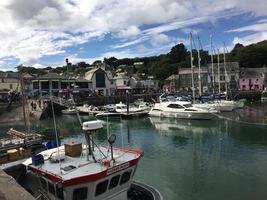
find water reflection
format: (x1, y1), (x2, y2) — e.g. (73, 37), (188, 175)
(1, 107), (267, 200)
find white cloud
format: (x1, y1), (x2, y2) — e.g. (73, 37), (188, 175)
(227, 20), (267, 46)
(150, 34), (170, 47)
(227, 21), (267, 33)
(118, 26), (141, 38)
(233, 32), (267, 46)
(0, 0), (266, 69)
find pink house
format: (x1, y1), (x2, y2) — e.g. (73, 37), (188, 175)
(239, 69), (265, 91)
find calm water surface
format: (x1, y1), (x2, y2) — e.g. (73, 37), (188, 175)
(1, 102), (267, 200)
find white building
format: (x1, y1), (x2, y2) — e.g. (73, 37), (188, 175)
(84, 67), (115, 96)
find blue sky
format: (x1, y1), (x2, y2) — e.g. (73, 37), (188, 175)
(0, 0), (267, 71)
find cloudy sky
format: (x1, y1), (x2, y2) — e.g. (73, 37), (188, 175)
(0, 0), (267, 71)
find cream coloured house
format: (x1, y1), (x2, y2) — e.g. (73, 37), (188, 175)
(84, 66), (115, 96)
(0, 72), (20, 92)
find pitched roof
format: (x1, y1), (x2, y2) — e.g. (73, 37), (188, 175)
(38, 73), (68, 80)
(166, 74), (179, 80)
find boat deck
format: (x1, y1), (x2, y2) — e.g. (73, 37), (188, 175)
(24, 145), (142, 184)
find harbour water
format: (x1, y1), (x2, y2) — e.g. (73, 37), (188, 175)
(1, 102), (267, 200)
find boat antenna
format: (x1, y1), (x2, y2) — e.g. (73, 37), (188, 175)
(189, 32), (195, 103)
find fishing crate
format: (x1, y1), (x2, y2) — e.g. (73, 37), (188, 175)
(64, 142), (82, 157)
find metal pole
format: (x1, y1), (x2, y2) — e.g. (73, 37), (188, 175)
(190, 32), (195, 103)
(197, 36), (202, 97)
(223, 43), (228, 100)
(210, 34), (215, 95)
(217, 49), (221, 95)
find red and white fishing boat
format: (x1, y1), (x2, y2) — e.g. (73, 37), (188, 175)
(22, 120), (162, 200)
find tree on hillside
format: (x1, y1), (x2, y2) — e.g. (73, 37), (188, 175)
(167, 43), (188, 63)
(104, 57), (118, 68)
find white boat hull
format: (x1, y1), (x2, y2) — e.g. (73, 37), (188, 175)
(148, 110), (215, 120)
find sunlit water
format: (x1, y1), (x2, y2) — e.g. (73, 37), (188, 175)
(1, 102), (267, 200)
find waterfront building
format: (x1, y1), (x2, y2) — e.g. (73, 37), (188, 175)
(84, 66), (115, 96)
(163, 74), (180, 93)
(178, 62), (239, 94)
(114, 73), (131, 95)
(31, 73), (92, 96)
(239, 68), (265, 91)
(0, 72), (20, 92)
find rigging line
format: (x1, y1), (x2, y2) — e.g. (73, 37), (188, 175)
(50, 96), (62, 174)
(197, 36), (204, 50)
(192, 34), (197, 51)
(224, 43), (230, 54)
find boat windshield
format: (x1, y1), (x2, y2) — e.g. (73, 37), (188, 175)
(183, 104), (193, 108)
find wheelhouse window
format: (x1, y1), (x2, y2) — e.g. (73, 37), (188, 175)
(167, 104), (184, 109)
(183, 104), (193, 108)
(73, 187), (87, 200)
(95, 180), (109, 196)
(48, 182), (55, 195)
(109, 175), (120, 189)
(56, 184), (64, 199)
(120, 170), (132, 185)
(40, 177), (47, 191)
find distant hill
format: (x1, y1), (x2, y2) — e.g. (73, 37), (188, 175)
(228, 40), (267, 68)
(17, 40), (267, 84)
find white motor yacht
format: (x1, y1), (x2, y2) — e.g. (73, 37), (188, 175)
(149, 101), (217, 120)
(62, 107), (77, 115)
(115, 102), (147, 113)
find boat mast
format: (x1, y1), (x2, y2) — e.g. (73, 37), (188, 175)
(197, 36), (202, 97)
(189, 32), (195, 103)
(223, 43), (228, 100)
(217, 49), (221, 95)
(19, 71), (30, 131)
(210, 34), (215, 95)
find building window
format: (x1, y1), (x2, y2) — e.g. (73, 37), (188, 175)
(48, 182), (55, 195)
(33, 82), (39, 90)
(109, 175), (120, 189)
(231, 76), (235, 81)
(124, 80), (127, 85)
(73, 187), (87, 200)
(120, 170), (132, 185)
(96, 72), (106, 88)
(95, 180), (109, 196)
(41, 81), (49, 90)
(9, 84), (13, 89)
(52, 81), (59, 89)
